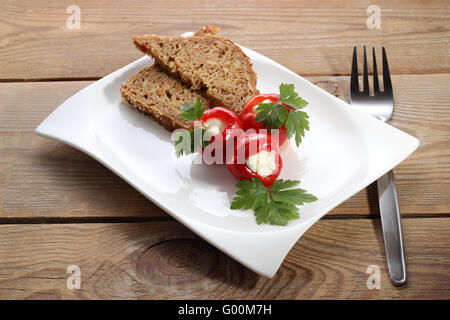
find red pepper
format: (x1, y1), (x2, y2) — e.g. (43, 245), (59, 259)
(241, 94), (292, 146)
(226, 132), (282, 187)
(195, 107), (243, 163)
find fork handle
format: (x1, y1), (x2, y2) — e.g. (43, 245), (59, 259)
(377, 170), (407, 286)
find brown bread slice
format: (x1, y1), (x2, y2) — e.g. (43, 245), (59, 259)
(133, 34), (259, 114)
(120, 26), (219, 131)
(120, 64), (210, 131)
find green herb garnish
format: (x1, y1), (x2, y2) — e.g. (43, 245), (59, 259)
(255, 83), (310, 147)
(231, 178), (317, 226)
(174, 127), (211, 157)
(180, 97), (206, 121)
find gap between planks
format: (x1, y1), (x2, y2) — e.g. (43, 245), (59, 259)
(0, 214), (448, 225)
(1, 70), (450, 83)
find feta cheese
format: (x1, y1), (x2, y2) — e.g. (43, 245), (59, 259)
(246, 150), (276, 177)
(203, 118), (226, 137)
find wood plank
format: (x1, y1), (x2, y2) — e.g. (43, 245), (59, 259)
(0, 218), (448, 299)
(0, 0), (449, 79)
(0, 74), (449, 219)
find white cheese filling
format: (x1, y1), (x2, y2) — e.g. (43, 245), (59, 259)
(203, 118), (226, 137)
(245, 150), (276, 177)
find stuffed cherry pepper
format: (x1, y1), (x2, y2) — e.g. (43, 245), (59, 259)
(198, 107), (243, 163)
(174, 98), (243, 162)
(227, 132), (282, 187)
(240, 84), (310, 148)
(241, 94), (288, 146)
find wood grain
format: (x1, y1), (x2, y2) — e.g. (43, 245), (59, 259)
(0, 0), (449, 79)
(0, 218), (448, 299)
(0, 74), (449, 219)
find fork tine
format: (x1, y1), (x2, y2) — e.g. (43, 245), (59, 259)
(363, 46), (370, 95)
(350, 46), (360, 95)
(372, 47), (380, 93)
(382, 47), (393, 95)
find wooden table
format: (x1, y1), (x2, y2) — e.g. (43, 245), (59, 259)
(0, 0), (449, 299)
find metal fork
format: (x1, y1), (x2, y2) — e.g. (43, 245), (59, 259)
(350, 46), (407, 286)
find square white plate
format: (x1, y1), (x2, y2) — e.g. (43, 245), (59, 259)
(36, 37), (419, 277)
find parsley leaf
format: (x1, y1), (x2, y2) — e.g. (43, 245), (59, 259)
(174, 127), (210, 157)
(271, 179), (300, 191)
(285, 109), (310, 146)
(255, 102), (289, 129)
(174, 129), (195, 157)
(231, 178), (268, 210)
(279, 83), (309, 109)
(180, 98), (206, 121)
(254, 83), (310, 147)
(255, 201), (299, 226)
(231, 178), (317, 226)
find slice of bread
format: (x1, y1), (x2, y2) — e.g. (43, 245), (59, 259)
(133, 34), (259, 114)
(120, 64), (210, 131)
(120, 26), (220, 131)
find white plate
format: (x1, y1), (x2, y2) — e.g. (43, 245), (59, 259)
(36, 36), (419, 277)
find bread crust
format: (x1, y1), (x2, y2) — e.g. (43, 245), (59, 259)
(193, 25), (221, 36)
